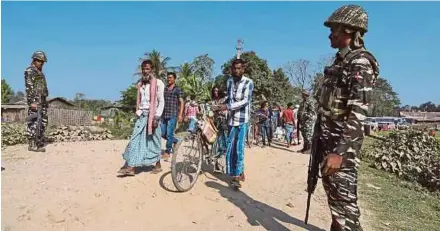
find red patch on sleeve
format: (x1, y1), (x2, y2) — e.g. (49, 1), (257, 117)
(354, 72), (361, 80)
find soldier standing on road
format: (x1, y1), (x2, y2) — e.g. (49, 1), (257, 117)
(298, 90), (316, 153)
(25, 51), (49, 152)
(314, 5), (380, 230)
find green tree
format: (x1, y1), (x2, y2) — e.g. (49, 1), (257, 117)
(213, 74), (229, 94)
(371, 78), (401, 116)
(137, 49), (178, 81)
(120, 84), (138, 109)
(74, 92), (85, 108)
(176, 55), (215, 102)
(419, 101), (438, 112)
(179, 62), (193, 80)
(1, 79), (13, 104)
(271, 68), (299, 106)
(192, 54), (215, 83)
(177, 71), (212, 102)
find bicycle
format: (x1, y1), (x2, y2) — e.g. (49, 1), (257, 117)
(171, 116), (226, 192)
(246, 121), (253, 148)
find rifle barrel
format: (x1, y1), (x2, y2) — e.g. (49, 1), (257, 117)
(304, 192), (311, 224)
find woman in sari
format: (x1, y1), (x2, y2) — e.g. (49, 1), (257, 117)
(118, 60), (165, 176)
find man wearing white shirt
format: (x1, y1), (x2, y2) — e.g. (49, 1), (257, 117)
(118, 60), (165, 176)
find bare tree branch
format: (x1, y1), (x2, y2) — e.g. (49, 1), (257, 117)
(283, 59), (313, 91)
(313, 53), (335, 75)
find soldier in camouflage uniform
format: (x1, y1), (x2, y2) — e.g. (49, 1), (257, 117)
(25, 51), (49, 152)
(298, 90), (316, 153)
(314, 5), (380, 231)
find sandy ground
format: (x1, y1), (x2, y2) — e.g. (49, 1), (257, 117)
(2, 139), (332, 231)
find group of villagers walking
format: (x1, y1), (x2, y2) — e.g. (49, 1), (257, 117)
(118, 58), (253, 189)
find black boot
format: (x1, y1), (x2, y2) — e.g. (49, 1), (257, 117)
(28, 140), (37, 151)
(300, 141), (309, 153)
(302, 142), (311, 154)
(36, 145), (46, 152)
(35, 140), (46, 152)
(299, 141), (307, 152)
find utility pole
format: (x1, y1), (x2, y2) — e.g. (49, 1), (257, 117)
(236, 39), (243, 59)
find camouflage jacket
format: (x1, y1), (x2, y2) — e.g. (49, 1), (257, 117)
(298, 97), (316, 126)
(315, 47), (379, 156)
(25, 65), (48, 106)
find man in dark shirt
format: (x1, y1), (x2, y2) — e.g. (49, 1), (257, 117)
(257, 101), (273, 147)
(161, 72), (184, 160)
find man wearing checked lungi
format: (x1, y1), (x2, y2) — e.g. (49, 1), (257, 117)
(117, 59), (165, 176)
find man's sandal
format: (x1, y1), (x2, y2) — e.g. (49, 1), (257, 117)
(150, 167), (163, 174)
(118, 168), (135, 176)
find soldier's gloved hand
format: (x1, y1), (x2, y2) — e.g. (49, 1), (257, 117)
(322, 154), (343, 176)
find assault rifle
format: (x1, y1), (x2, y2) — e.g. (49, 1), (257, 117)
(26, 102), (43, 142)
(304, 116), (324, 224)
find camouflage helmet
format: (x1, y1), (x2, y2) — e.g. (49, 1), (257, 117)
(31, 51), (47, 62)
(324, 5), (369, 33)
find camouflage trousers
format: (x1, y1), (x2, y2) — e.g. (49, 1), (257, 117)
(27, 107), (48, 148)
(300, 120), (315, 143)
(322, 157), (362, 231)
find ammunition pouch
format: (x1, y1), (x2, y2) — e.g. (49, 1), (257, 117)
(318, 65), (348, 119)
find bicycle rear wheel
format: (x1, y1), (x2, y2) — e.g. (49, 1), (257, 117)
(246, 124), (254, 148)
(171, 133), (203, 192)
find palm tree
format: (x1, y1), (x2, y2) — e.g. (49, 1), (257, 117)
(179, 63), (193, 79)
(136, 49), (178, 80)
(177, 74), (212, 102)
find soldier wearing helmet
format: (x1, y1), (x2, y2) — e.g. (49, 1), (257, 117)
(312, 5), (380, 230)
(25, 51), (49, 152)
(297, 90), (316, 153)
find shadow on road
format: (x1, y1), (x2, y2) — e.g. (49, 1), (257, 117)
(269, 140), (306, 154)
(205, 180), (325, 231)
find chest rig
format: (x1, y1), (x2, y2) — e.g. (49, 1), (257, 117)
(32, 69), (49, 99)
(316, 48), (379, 120)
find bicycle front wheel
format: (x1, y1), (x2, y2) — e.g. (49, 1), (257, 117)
(171, 133), (203, 192)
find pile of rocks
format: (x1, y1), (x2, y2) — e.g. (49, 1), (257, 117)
(1, 123), (114, 146)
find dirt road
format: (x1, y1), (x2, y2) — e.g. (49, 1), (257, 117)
(2, 140), (331, 231)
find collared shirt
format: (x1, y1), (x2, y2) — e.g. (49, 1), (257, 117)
(139, 79), (165, 118)
(185, 102), (199, 119)
(163, 85), (182, 119)
(226, 76), (254, 126)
